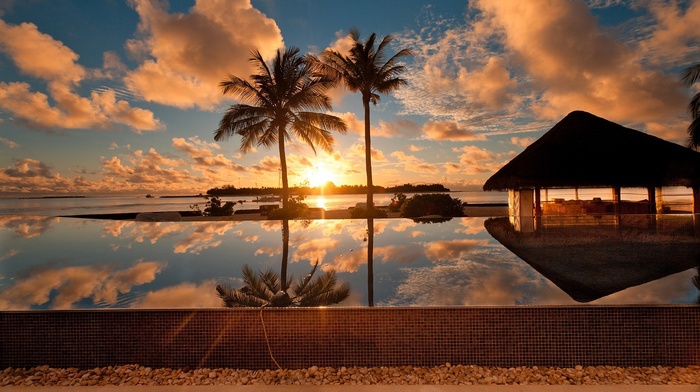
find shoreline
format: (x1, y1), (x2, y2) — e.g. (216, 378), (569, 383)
(62, 204), (509, 221)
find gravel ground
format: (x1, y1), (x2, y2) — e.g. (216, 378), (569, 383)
(2, 364), (699, 387)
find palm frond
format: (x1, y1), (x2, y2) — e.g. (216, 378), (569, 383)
(689, 92), (700, 119)
(241, 265), (276, 301)
(681, 64), (700, 86)
(296, 271), (350, 307)
(291, 261), (320, 296)
(687, 116), (700, 150)
(216, 285), (268, 308)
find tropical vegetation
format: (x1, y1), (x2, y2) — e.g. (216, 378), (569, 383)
(681, 63), (700, 150)
(214, 47), (346, 216)
(400, 193), (465, 218)
(319, 29), (412, 217)
(206, 183), (448, 197)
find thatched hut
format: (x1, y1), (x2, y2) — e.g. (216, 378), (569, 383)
(483, 111), (700, 225)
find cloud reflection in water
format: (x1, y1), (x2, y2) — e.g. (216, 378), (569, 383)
(0, 216), (697, 309)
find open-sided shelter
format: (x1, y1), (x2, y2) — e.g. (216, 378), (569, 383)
(483, 111), (700, 222)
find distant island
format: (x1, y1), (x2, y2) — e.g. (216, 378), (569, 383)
(19, 195), (86, 199)
(205, 183), (450, 197)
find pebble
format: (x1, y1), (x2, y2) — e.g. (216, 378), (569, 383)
(0, 364), (698, 386)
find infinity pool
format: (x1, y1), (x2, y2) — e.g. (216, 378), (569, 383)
(0, 214), (698, 309)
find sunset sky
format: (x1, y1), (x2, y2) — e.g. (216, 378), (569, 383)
(0, 0), (698, 196)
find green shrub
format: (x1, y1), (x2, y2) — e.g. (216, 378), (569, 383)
(204, 196), (235, 216)
(267, 195), (308, 219)
(400, 193), (464, 218)
(388, 193), (407, 212)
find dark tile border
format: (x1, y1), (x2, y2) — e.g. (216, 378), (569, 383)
(1, 306), (698, 369)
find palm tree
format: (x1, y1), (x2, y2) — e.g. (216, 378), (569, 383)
(320, 30), (411, 216)
(681, 63), (700, 150)
(215, 47), (347, 211)
(216, 262), (350, 308)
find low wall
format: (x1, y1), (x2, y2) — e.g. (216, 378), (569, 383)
(1, 306), (698, 369)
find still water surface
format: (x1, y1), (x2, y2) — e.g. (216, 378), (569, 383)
(1, 214), (697, 310)
(0, 191), (506, 216)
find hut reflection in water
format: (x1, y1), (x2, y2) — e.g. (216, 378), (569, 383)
(485, 215), (700, 303)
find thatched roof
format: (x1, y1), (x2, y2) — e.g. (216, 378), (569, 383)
(483, 111), (700, 191)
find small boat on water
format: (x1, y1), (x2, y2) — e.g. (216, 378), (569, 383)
(145, 194), (154, 198)
(254, 195), (281, 202)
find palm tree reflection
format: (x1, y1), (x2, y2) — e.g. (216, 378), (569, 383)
(216, 220), (349, 307)
(694, 265), (700, 304)
(367, 218), (374, 307)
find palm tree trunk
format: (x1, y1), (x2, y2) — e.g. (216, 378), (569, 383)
(281, 219), (289, 291)
(278, 125), (289, 210)
(367, 218), (374, 307)
(363, 97), (373, 215)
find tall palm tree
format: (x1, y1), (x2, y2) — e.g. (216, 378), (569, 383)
(320, 30), (411, 216)
(681, 63), (700, 150)
(215, 47), (347, 210)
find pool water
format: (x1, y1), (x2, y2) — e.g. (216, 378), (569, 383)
(0, 215), (698, 309)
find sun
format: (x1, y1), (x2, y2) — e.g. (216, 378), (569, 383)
(308, 165), (336, 188)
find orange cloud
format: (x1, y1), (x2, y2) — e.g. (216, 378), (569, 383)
(174, 222), (241, 254)
(458, 56), (518, 110)
(124, 0), (284, 110)
(424, 239), (490, 262)
(422, 119), (487, 141)
(374, 244), (424, 265)
(390, 151), (438, 174)
(477, 0), (686, 123)
(0, 260), (166, 310)
(0, 215), (61, 238)
(641, 1), (700, 65)
(452, 145), (510, 175)
(0, 20), (84, 83)
(384, 260), (549, 306)
(510, 136), (535, 147)
(134, 280), (222, 308)
(0, 137), (18, 149)
(0, 20), (163, 132)
(292, 238), (339, 264)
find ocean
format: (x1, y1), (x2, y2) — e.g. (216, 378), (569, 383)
(0, 191), (507, 217)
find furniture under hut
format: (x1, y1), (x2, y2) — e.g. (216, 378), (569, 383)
(483, 111), (700, 230)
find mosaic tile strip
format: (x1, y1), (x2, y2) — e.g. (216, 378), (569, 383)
(1, 306), (698, 369)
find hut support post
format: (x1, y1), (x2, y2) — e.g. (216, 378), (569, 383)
(693, 186), (700, 214)
(509, 188), (535, 233)
(613, 187), (621, 214)
(647, 187), (656, 214)
(655, 187), (664, 213)
(534, 187), (542, 231)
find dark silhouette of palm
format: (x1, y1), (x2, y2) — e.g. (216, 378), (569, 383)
(214, 47), (346, 210)
(367, 218), (374, 307)
(320, 30), (411, 215)
(216, 262), (350, 308)
(693, 266), (700, 304)
(681, 63), (700, 150)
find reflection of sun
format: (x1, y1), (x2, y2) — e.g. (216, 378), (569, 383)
(315, 196), (327, 210)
